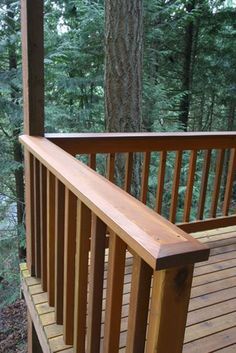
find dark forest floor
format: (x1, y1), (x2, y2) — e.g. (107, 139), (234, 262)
(0, 299), (27, 353)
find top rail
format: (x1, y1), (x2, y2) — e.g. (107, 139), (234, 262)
(46, 132), (236, 154)
(20, 135), (209, 270)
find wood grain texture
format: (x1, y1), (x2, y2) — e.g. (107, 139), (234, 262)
(197, 150), (211, 220)
(126, 256), (152, 353)
(124, 153), (133, 193)
(183, 150), (197, 223)
(24, 151), (35, 275)
(33, 157), (41, 278)
(20, 136), (209, 270)
(145, 265), (194, 353)
(156, 151), (167, 214)
(46, 132), (236, 154)
(47, 170), (55, 306)
(210, 149), (225, 218)
(107, 153), (115, 182)
(21, 225), (236, 353)
(223, 148), (236, 216)
(179, 215), (236, 233)
(63, 189), (77, 344)
(140, 152), (150, 204)
(169, 151), (182, 223)
(55, 179), (65, 325)
(87, 216), (107, 353)
(40, 163), (47, 291)
(21, 0), (44, 135)
(73, 201), (91, 353)
(103, 232), (126, 353)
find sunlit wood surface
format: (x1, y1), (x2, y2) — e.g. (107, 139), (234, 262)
(21, 225), (236, 353)
(183, 225), (236, 353)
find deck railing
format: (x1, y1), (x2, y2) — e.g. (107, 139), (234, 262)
(20, 134), (209, 353)
(48, 132), (236, 233)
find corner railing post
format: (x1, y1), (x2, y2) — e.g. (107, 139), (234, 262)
(145, 265), (194, 353)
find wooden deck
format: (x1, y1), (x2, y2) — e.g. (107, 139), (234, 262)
(21, 225), (236, 353)
(183, 225), (236, 353)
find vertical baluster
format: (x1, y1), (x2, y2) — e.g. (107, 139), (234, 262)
(210, 149), (225, 218)
(89, 154), (96, 170)
(103, 232), (126, 353)
(140, 152), (151, 204)
(55, 179), (65, 324)
(169, 151), (182, 223)
(124, 152), (133, 193)
(223, 148), (236, 216)
(33, 157), (41, 278)
(126, 256), (152, 353)
(87, 215), (107, 353)
(156, 151), (167, 214)
(74, 201), (91, 353)
(107, 153), (115, 182)
(145, 265), (194, 353)
(183, 150), (197, 223)
(197, 150), (211, 220)
(24, 151), (35, 276)
(40, 163), (47, 291)
(63, 189), (77, 344)
(47, 170), (55, 307)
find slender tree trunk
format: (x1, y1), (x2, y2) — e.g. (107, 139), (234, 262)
(105, 0), (143, 132)
(179, 0), (196, 131)
(198, 92), (205, 131)
(7, 0), (26, 259)
(221, 100), (236, 202)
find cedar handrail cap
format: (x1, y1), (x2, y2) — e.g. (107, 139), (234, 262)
(20, 135), (210, 270)
(46, 131), (236, 138)
(46, 132), (236, 154)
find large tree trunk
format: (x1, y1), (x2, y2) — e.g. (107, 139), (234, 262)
(105, 0), (143, 132)
(104, 0), (143, 196)
(179, 0), (196, 131)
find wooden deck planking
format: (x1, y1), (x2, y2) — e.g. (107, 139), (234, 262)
(184, 225), (236, 353)
(20, 225), (236, 353)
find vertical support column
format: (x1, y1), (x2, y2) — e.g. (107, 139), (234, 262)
(21, 0), (44, 135)
(21, 2), (44, 352)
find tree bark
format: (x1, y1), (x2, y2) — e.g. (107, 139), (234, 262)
(104, 0), (143, 196)
(105, 0), (143, 132)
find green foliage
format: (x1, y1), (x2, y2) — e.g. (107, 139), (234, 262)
(0, 233), (20, 308)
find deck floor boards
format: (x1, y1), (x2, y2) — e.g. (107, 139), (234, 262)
(20, 225), (236, 353)
(183, 225), (236, 353)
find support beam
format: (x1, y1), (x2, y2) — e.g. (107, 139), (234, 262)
(21, 2), (45, 350)
(21, 0), (44, 135)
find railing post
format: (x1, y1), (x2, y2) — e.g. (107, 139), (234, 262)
(145, 265), (194, 353)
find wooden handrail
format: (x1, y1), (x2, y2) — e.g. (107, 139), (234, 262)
(45, 132), (236, 233)
(46, 131), (236, 154)
(20, 135), (209, 270)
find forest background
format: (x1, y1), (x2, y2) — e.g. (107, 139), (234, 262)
(0, 0), (235, 345)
